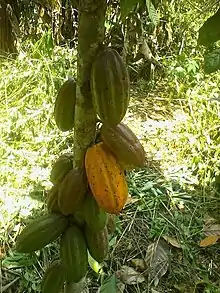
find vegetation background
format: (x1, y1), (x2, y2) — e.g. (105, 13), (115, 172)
(0, 0), (220, 292)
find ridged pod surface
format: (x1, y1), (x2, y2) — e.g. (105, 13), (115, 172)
(46, 185), (60, 213)
(16, 214), (68, 253)
(60, 226), (88, 283)
(100, 122), (145, 168)
(58, 168), (87, 215)
(50, 153), (73, 185)
(85, 142), (128, 214)
(54, 78), (76, 131)
(83, 191), (107, 232)
(42, 260), (66, 293)
(90, 48), (130, 126)
(84, 225), (109, 263)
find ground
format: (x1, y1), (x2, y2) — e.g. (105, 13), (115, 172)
(1, 45), (220, 293)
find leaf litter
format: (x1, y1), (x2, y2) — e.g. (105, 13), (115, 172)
(144, 239), (169, 286)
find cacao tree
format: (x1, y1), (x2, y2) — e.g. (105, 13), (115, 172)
(14, 0), (220, 292)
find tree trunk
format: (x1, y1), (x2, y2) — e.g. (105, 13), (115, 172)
(0, 1), (17, 55)
(67, 0), (106, 291)
(74, 0), (107, 168)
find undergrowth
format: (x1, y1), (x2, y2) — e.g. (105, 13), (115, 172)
(1, 33), (220, 292)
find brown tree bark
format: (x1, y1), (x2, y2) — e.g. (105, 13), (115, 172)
(0, 0), (17, 55)
(74, 0), (107, 168)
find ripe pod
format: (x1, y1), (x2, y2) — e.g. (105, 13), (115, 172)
(85, 143), (128, 214)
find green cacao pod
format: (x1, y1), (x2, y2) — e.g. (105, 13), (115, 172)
(100, 122), (145, 168)
(69, 208), (85, 226)
(50, 153), (73, 185)
(16, 214), (68, 253)
(46, 185), (60, 213)
(58, 168), (87, 215)
(83, 191), (107, 232)
(84, 225), (109, 263)
(90, 48), (130, 127)
(60, 225), (88, 283)
(54, 78), (76, 131)
(42, 260), (66, 293)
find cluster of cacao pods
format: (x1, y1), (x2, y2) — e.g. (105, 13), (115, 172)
(15, 47), (145, 292)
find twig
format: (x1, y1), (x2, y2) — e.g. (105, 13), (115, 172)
(1, 277), (20, 293)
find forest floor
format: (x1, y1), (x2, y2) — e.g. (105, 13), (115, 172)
(1, 46), (220, 293)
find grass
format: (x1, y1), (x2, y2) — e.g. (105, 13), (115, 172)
(1, 35), (220, 293)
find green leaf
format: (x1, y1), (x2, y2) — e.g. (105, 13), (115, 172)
(146, 0), (158, 27)
(198, 8), (220, 46)
(99, 274), (117, 293)
(204, 49), (220, 74)
(120, 0), (139, 20)
(88, 252), (103, 274)
(2, 252), (37, 267)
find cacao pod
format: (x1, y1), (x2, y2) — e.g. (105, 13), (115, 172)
(100, 122), (145, 168)
(50, 153), (73, 185)
(60, 225), (88, 283)
(42, 260), (66, 293)
(54, 78), (76, 131)
(85, 142), (128, 214)
(68, 208), (85, 226)
(107, 214), (116, 234)
(90, 48), (130, 126)
(84, 225), (109, 263)
(16, 214), (68, 253)
(83, 191), (107, 232)
(58, 168), (87, 215)
(46, 185), (60, 213)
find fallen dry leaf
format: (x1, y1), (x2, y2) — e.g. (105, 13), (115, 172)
(116, 265), (145, 285)
(199, 235), (219, 247)
(162, 236), (181, 248)
(203, 223), (220, 236)
(131, 258), (146, 271)
(145, 239), (169, 286)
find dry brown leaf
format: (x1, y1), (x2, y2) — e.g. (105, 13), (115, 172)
(199, 235), (219, 247)
(203, 223), (220, 236)
(116, 265), (145, 285)
(131, 258), (146, 271)
(145, 239), (169, 286)
(162, 236), (181, 248)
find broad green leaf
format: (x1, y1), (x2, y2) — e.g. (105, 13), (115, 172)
(2, 252), (37, 267)
(198, 8), (220, 46)
(120, 0), (139, 20)
(146, 0), (158, 27)
(204, 49), (220, 74)
(99, 274), (117, 293)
